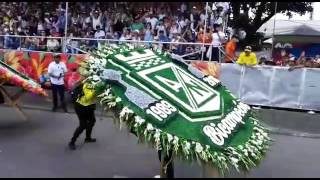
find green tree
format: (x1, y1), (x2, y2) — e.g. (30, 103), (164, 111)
(229, 2), (313, 48)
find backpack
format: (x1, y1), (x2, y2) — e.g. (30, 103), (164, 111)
(70, 83), (84, 104)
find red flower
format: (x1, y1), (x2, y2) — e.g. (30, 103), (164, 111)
(65, 72), (81, 91)
(24, 52), (52, 81)
(191, 61), (221, 79)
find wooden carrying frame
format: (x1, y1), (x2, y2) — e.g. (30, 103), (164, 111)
(0, 81), (27, 121)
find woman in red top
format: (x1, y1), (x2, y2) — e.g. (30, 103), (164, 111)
(38, 30), (47, 51)
(197, 28), (212, 44)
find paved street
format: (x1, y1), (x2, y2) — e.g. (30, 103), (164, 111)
(0, 87), (320, 178)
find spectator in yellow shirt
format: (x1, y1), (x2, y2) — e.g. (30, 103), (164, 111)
(237, 46), (257, 66)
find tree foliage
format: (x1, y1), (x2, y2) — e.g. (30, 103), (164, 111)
(229, 2), (313, 47)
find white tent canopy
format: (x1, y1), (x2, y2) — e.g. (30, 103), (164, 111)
(263, 38), (272, 44)
(257, 19), (320, 37)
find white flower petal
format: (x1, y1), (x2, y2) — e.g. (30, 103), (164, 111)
(146, 123), (154, 131)
(167, 134), (173, 143)
(195, 143), (203, 153)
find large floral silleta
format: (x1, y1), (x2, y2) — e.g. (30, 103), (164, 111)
(80, 44), (271, 175)
(0, 60), (47, 96)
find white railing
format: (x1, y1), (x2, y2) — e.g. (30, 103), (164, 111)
(0, 34), (227, 62)
(68, 37), (227, 62)
(0, 35), (64, 53)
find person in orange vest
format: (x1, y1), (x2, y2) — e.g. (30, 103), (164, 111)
(224, 35), (238, 63)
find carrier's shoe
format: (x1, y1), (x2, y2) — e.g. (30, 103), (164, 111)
(85, 138), (97, 143)
(62, 105), (68, 113)
(68, 142), (76, 150)
(63, 108), (68, 113)
(52, 107), (57, 112)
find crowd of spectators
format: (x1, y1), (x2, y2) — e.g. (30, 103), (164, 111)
(269, 51), (320, 69)
(0, 1), (320, 69)
(0, 2), (231, 58)
(0, 2), (65, 52)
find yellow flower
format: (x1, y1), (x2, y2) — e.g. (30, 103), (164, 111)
(206, 63), (220, 79)
(4, 51), (21, 71)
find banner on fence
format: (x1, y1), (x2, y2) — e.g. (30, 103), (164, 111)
(220, 64), (320, 111)
(0, 50), (88, 90)
(1, 51), (319, 111)
(192, 62), (320, 111)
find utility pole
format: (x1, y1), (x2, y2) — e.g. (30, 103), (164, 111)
(63, 2), (68, 53)
(310, 2), (314, 20)
(271, 2), (278, 56)
(201, 2), (209, 61)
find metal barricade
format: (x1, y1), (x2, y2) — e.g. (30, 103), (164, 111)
(220, 63), (320, 111)
(0, 34), (225, 61)
(65, 37), (224, 60)
(0, 35), (63, 53)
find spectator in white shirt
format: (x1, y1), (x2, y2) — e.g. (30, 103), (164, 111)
(189, 9), (197, 31)
(119, 27), (131, 41)
(83, 14), (92, 30)
(21, 16), (28, 29)
(37, 19), (45, 35)
(144, 13), (151, 24)
(156, 20), (167, 37)
(67, 32), (80, 54)
(48, 54), (68, 112)
(71, 12), (80, 25)
(178, 16), (186, 30)
(131, 30), (142, 47)
(200, 10), (207, 24)
(148, 15), (158, 31)
(144, 23), (153, 47)
(212, 24), (226, 46)
(47, 35), (60, 52)
(211, 24), (226, 61)
(158, 8), (166, 21)
(91, 10), (102, 31)
(180, 3), (187, 13)
(94, 25), (105, 39)
(169, 22), (181, 39)
(152, 35), (162, 51)
(104, 12), (113, 34)
(170, 33), (180, 53)
(216, 2), (230, 16)
(94, 25), (105, 49)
